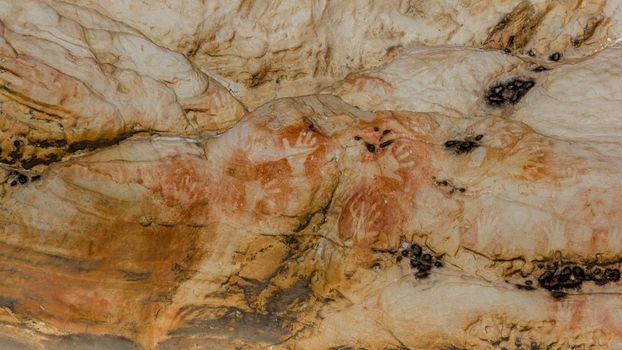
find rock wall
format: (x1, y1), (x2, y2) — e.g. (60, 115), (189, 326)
(1, 1), (622, 349)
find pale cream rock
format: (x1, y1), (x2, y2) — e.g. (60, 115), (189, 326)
(0, 0), (245, 170)
(515, 46), (622, 143)
(334, 43), (622, 144)
(54, 0), (622, 109)
(333, 46), (530, 117)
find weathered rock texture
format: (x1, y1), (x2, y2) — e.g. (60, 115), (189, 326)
(2, 1), (622, 349)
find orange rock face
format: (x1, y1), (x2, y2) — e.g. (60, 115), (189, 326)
(2, 1), (622, 350)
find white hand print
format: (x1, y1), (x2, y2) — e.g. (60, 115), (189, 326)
(347, 192), (382, 240)
(475, 210), (499, 241)
(282, 130), (318, 157)
(392, 142), (416, 169)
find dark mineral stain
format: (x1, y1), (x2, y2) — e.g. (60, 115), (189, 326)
(120, 270), (151, 282)
(485, 78), (535, 107)
(366, 143), (376, 153)
(0, 243), (102, 273)
(0, 336), (31, 350)
(293, 212), (315, 233)
(483, 1), (543, 52)
(44, 334), (140, 350)
(266, 278), (311, 314)
(572, 18), (604, 48)
(170, 278), (312, 347)
(293, 199), (331, 233)
(0, 295), (18, 312)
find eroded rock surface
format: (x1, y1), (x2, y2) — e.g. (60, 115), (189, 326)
(2, 1), (622, 349)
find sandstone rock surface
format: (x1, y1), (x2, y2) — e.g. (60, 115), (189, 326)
(1, 1), (622, 349)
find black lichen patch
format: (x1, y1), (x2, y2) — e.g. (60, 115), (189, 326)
(532, 66), (549, 72)
(67, 132), (133, 153)
(17, 174), (28, 184)
(432, 176), (467, 195)
(32, 139), (68, 148)
(7, 139), (24, 164)
(444, 140), (477, 154)
(6, 170), (42, 187)
(530, 259), (621, 298)
(548, 52), (561, 62)
(398, 242), (443, 279)
(353, 127), (396, 153)
(1, 132), (136, 170)
(485, 78), (535, 107)
(20, 153), (62, 169)
(443, 134), (483, 155)
(379, 140), (394, 148)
